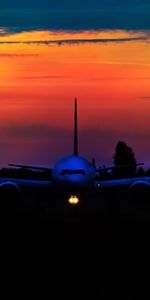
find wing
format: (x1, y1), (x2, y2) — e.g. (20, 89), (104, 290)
(96, 176), (150, 188)
(0, 177), (52, 188)
(4, 164), (52, 188)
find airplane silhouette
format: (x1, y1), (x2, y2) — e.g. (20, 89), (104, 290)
(0, 98), (150, 205)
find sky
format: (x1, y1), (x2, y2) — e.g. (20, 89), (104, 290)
(0, 1), (150, 169)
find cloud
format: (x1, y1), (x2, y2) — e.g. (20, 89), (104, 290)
(0, 124), (71, 139)
(19, 75), (68, 80)
(0, 53), (39, 57)
(88, 77), (150, 81)
(0, 36), (147, 46)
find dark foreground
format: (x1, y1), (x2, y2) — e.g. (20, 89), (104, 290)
(1, 191), (150, 299)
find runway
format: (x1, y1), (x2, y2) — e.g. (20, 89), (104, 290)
(0, 192), (150, 298)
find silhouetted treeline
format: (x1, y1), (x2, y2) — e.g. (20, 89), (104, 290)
(96, 140), (148, 180)
(0, 167), (52, 180)
(113, 141), (137, 178)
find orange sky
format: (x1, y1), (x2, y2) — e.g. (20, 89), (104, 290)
(0, 30), (150, 168)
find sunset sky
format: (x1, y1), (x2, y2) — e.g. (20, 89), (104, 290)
(0, 0), (150, 169)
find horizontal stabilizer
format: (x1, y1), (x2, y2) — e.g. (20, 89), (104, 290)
(8, 163), (52, 172)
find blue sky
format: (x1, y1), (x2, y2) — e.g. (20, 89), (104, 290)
(0, 1), (150, 32)
(0, 1), (149, 8)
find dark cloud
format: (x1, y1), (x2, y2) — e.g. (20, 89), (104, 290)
(3, 122), (147, 142)
(87, 77), (150, 82)
(138, 96), (150, 100)
(0, 36), (146, 45)
(81, 127), (150, 139)
(0, 53), (39, 57)
(0, 124), (71, 139)
(19, 75), (68, 80)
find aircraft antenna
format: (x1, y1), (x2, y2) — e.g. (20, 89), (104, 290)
(74, 98), (78, 155)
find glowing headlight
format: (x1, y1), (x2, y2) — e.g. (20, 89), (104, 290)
(68, 195), (79, 205)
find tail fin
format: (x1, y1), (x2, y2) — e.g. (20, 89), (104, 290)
(74, 98), (78, 155)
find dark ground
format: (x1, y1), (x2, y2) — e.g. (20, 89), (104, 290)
(0, 188), (150, 299)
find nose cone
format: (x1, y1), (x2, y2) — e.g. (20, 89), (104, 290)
(62, 174), (91, 189)
(52, 155), (95, 191)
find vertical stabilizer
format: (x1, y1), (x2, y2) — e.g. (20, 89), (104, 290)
(74, 98), (78, 155)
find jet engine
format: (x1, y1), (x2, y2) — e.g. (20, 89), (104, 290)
(129, 180), (150, 204)
(0, 181), (21, 206)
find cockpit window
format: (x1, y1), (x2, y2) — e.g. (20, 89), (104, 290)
(61, 169), (86, 175)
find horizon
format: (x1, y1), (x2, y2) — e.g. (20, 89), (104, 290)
(0, 2), (149, 170)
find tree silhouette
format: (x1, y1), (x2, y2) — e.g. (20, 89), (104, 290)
(113, 141), (137, 178)
(136, 166), (145, 177)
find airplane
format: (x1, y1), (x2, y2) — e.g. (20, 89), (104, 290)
(0, 98), (150, 209)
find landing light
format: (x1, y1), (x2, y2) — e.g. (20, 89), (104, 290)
(68, 195), (79, 205)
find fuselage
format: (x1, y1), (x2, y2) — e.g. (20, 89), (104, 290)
(52, 155), (96, 194)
